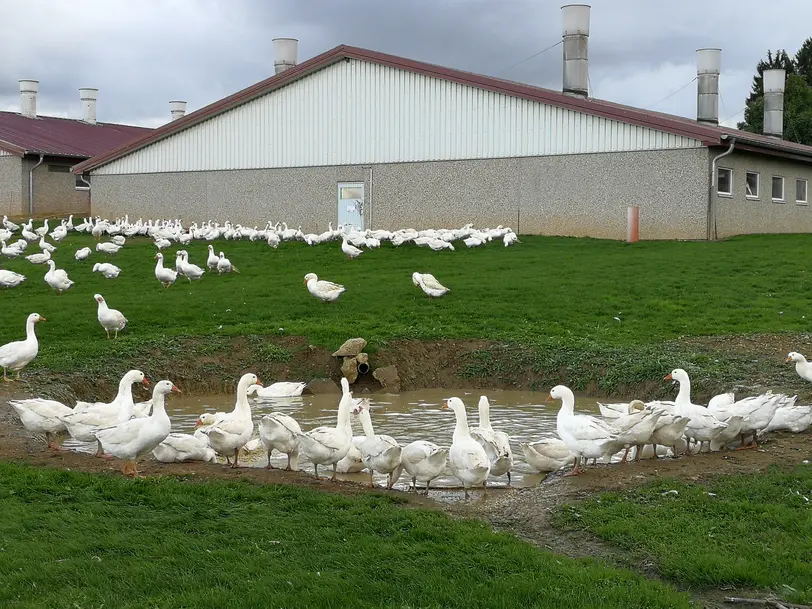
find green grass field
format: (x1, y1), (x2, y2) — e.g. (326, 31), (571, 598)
(0, 462), (689, 608)
(1, 230), (811, 390)
(554, 465), (812, 604)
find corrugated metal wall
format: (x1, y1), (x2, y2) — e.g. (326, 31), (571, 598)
(94, 60), (703, 175)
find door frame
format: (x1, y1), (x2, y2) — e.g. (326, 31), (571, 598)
(337, 182), (365, 232)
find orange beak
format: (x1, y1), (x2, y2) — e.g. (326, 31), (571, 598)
(546, 394), (554, 402)
(171, 385), (181, 394)
(141, 378), (151, 387)
(785, 356), (793, 363)
(664, 373), (673, 381)
(38, 316), (47, 322)
(303, 278), (308, 284)
(255, 380), (264, 387)
(441, 401), (449, 409)
(193, 418), (202, 428)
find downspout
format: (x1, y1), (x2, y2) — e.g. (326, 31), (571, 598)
(368, 165), (373, 230)
(28, 153), (44, 216)
(78, 174), (91, 189)
(708, 136), (735, 241)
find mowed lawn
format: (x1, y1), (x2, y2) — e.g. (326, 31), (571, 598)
(0, 463), (689, 609)
(554, 465), (812, 604)
(0, 230), (811, 372)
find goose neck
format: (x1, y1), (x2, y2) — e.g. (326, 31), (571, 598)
(675, 378), (691, 405)
(359, 409), (375, 438)
(452, 405), (471, 441)
(478, 400), (491, 429)
(25, 317), (38, 341)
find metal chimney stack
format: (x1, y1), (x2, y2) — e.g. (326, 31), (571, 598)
(696, 48), (721, 125)
(561, 4), (591, 98)
(19, 79), (39, 118)
(763, 68), (786, 139)
(273, 38), (299, 74)
(169, 100), (187, 121)
(79, 88), (98, 124)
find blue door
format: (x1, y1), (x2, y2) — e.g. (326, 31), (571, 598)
(337, 183), (365, 233)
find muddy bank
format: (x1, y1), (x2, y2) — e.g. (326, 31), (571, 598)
(7, 332), (812, 407)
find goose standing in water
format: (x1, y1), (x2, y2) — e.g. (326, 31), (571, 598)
(443, 397), (490, 498)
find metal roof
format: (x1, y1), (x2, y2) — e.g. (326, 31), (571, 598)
(0, 111), (152, 159)
(72, 44), (812, 174)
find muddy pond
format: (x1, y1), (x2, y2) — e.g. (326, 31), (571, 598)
(63, 388), (605, 490)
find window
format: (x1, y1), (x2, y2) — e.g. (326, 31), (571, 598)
(797, 179), (808, 205)
(745, 171), (760, 198)
(772, 176), (785, 202)
(47, 164), (71, 173)
(717, 167), (733, 196)
(75, 174), (90, 190)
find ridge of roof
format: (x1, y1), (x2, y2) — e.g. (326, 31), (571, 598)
(72, 44), (812, 173)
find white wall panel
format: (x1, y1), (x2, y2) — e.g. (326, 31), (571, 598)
(93, 60), (703, 175)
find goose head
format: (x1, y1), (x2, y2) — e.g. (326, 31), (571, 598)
(194, 412), (217, 428)
(94, 293), (106, 306)
(28, 312), (46, 324)
(411, 272), (421, 287)
(303, 272), (317, 285)
(123, 369), (151, 388)
(664, 368), (689, 385)
(154, 253), (163, 261)
(442, 396), (466, 414)
(786, 351), (807, 364)
(546, 385), (575, 403)
(154, 379), (181, 397)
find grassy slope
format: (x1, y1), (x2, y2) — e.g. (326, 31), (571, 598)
(0, 463), (688, 609)
(0, 231), (810, 389)
(554, 465), (812, 604)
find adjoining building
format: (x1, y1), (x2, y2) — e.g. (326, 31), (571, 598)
(0, 82), (153, 218)
(73, 6), (812, 240)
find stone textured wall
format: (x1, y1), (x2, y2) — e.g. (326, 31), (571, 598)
(22, 158), (90, 217)
(91, 147), (712, 240)
(713, 149), (812, 238)
(0, 156), (23, 216)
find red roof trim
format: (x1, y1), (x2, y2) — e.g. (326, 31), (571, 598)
(73, 44), (812, 173)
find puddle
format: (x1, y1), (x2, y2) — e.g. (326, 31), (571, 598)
(64, 388), (604, 493)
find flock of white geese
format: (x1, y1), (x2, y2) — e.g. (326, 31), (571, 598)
(5, 349), (812, 493)
(2, 215), (811, 495)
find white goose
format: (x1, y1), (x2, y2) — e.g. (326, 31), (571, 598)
(607, 401), (663, 463)
(248, 381), (307, 398)
(764, 399), (812, 433)
(25, 248), (51, 264)
(708, 391), (788, 449)
(296, 377), (355, 480)
(177, 250), (205, 281)
(0, 268), (25, 288)
(443, 397), (491, 497)
(664, 369), (728, 453)
(197, 373), (258, 467)
(74, 247), (91, 261)
(217, 251), (238, 274)
(44, 260), (74, 294)
(95, 380), (179, 477)
(411, 272), (450, 298)
(38, 235), (56, 253)
(0, 312), (45, 381)
(341, 237), (363, 259)
(354, 400), (404, 489)
(258, 409), (302, 471)
(206, 244), (219, 270)
(152, 433), (217, 463)
(153, 253), (178, 288)
(73, 369), (152, 416)
(786, 352), (812, 383)
(646, 404), (691, 457)
(469, 396), (513, 484)
(59, 371), (150, 457)
(9, 397), (72, 450)
(520, 438), (575, 473)
(92, 262), (121, 279)
(400, 440), (449, 493)
(547, 385), (619, 475)
(304, 272), (345, 302)
(1, 241), (21, 258)
(94, 294), (127, 338)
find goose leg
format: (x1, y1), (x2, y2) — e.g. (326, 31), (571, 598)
(411, 476), (417, 492)
(265, 451), (274, 469)
(634, 444), (643, 462)
(285, 453), (291, 471)
(331, 463), (337, 482)
(506, 471), (511, 486)
(231, 448), (239, 468)
(314, 464), (319, 479)
(105, 328), (110, 339)
(2, 367), (9, 382)
(564, 455), (583, 476)
(46, 432), (66, 451)
(369, 469), (374, 488)
(621, 447), (630, 463)
(94, 440), (113, 459)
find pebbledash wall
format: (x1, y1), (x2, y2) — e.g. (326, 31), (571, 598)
(90, 147), (712, 240)
(0, 154), (89, 217)
(713, 149), (812, 238)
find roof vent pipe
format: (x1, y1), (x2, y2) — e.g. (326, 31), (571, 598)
(696, 48), (721, 125)
(273, 38), (299, 74)
(19, 80), (39, 119)
(561, 4), (590, 98)
(763, 68), (785, 139)
(169, 100), (187, 120)
(79, 88), (98, 124)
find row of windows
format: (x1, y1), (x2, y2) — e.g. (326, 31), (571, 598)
(718, 167), (807, 204)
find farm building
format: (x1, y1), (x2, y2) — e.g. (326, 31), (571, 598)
(0, 82), (153, 218)
(73, 6), (812, 240)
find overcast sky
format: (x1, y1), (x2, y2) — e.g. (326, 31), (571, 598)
(0, 0), (808, 129)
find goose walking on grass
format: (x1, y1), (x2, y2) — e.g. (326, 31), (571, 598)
(95, 380), (179, 477)
(411, 272), (450, 298)
(0, 267), (25, 288)
(92, 262), (121, 279)
(304, 272), (345, 302)
(44, 260), (74, 295)
(94, 294), (127, 338)
(217, 251), (238, 274)
(25, 249), (50, 264)
(177, 250), (205, 281)
(1, 241), (21, 258)
(153, 253), (178, 288)
(341, 237), (363, 259)
(443, 397), (491, 498)
(0, 313), (45, 381)
(206, 244), (219, 270)
(95, 242), (121, 255)
(75, 247), (91, 261)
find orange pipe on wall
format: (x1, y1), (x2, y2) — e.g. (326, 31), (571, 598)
(627, 206), (639, 243)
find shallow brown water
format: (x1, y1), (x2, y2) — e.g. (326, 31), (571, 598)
(63, 388), (604, 491)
